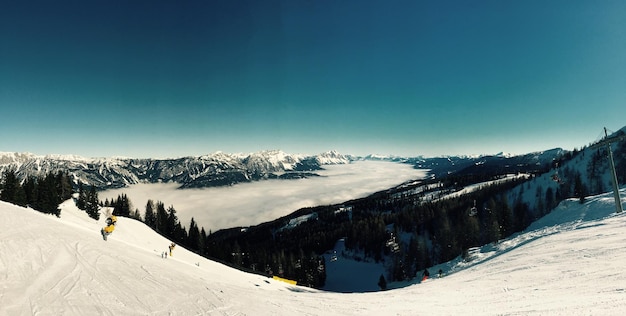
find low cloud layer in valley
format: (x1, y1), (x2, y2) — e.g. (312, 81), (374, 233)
(100, 161), (428, 232)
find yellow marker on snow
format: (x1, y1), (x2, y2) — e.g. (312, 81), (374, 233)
(272, 276), (297, 285)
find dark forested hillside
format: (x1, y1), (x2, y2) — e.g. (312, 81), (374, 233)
(202, 172), (535, 287)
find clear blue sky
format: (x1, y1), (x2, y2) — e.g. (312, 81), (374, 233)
(1, 0), (625, 158)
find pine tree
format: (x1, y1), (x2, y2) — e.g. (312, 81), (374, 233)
(484, 198), (500, 243)
(144, 200), (157, 229)
(77, 182), (86, 210)
(0, 169), (18, 203)
(378, 274), (387, 290)
(23, 176), (38, 207)
(121, 194), (131, 217)
(497, 195), (513, 237)
(187, 217), (201, 252)
(574, 171), (587, 204)
(14, 185), (27, 207)
(173, 222), (187, 245)
(545, 187), (555, 213)
(200, 227), (208, 256)
(156, 201), (168, 234)
(166, 206), (179, 238)
(85, 185), (100, 220)
(112, 194), (132, 217)
(56, 171), (73, 201)
(37, 173), (60, 215)
(132, 208), (141, 220)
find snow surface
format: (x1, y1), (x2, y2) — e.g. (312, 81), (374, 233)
(3, 187), (626, 315)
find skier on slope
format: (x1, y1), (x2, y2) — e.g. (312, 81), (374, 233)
(101, 215), (117, 241)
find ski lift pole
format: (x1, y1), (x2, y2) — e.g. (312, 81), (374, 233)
(606, 132), (622, 213)
(591, 127), (625, 213)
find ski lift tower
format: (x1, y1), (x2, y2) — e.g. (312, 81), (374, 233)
(590, 127), (626, 213)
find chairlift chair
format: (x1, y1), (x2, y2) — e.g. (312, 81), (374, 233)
(469, 200), (478, 216)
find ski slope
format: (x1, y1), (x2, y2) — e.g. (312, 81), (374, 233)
(2, 189), (626, 315)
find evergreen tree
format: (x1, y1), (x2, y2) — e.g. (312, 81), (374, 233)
(132, 208), (142, 221)
(574, 171), (587, 204)
(76, 182), (86, 210)
(144, 200), (157, 229)
(0, 169), (19, 203)
(377, 274), (387, 290)
(14, 185), (27, 207)
(166, 206), (180, 238)
(200, 228), (208, 256)
(484, 198), (500, 243)
(461, 214), (480, 250)
(56, 171), (73, 201)
(497, 195), (513, 237)
(155, 201), (168, 234)
(545, 187), (555, 212)
(0, 169), (26, 207)
(23, 176), (38, 207)
(513, 200), (530, 232)
(37, 173), (61, 215)
(405, 236), (419, 279)
(187, 217), (201, 252)
(113, 194), (132, 217)
(85, 185), (100, 220)
(173, 222), (187, 245)
(434, 209), (457, 263)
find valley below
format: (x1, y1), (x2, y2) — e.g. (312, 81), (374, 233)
(99, 161), (428, 232)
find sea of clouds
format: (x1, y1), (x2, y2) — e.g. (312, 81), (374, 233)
(100, 161), (428, 232)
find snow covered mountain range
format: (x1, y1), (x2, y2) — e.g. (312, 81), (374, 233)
(0, 148), (567, 190)
(0, 150), (352, 189)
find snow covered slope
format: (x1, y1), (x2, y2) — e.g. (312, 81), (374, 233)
(2, 189), (626, 315)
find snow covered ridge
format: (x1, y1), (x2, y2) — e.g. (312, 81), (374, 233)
(0, 150), (352, 189)
(0, 147), (570, 189)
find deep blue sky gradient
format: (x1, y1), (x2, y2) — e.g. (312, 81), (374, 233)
(1, 1), (625, 158)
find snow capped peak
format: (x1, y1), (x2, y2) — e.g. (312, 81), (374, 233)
(315, 150), (351, 165)
(493, 151), (512, 158)
(200, 151), (234, 160)
(43, 154), (93, 162)
(0, 152), (37, 165)
(322, 149), (341, 156)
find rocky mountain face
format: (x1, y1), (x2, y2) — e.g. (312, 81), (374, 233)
(0, 150), (350, 189)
